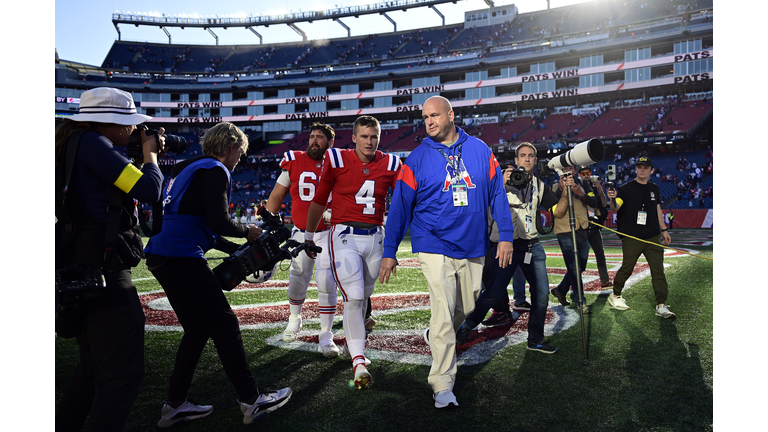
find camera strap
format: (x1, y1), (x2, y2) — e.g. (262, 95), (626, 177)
(59, 130), (87, 216)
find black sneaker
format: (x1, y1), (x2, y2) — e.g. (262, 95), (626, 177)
(570, 303), (591, 314)
(550, 289), (571, 306)
(527, 340), (559, 354)
(455, 321), (475, 345)
(513, 301), (531, 312)
(481, 310), (513, 327)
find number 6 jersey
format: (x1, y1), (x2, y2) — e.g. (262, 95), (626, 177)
(279, 150), (331, 232)
(312, 148), (401, 226)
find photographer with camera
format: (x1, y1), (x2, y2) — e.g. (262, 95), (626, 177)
(144, 122), (292, 427)
(55, 87), (164, 432)
(455, 143), (561, 353)
(577, 165), (613, 288)
(606, 157), (675, 318)
(265, 122), (341, 357)
(551, 165), (600, 313)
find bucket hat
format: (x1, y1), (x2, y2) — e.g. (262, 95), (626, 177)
(70, 87), (151, 125)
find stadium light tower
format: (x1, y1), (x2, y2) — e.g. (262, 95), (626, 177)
(112, 0), (465, 44)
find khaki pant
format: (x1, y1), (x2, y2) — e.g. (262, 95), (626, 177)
(418, 252), (484, 393)
(613, 236), (669, 305)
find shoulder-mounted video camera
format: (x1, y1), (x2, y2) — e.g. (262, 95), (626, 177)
(212, 209), (322, 291)
(125, 124), (188, 161)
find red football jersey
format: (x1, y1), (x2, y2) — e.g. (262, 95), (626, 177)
(280, 150), (330, 231)
(313, 148), (401, 226)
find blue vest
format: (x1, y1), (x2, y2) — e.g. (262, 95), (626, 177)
(144, 158), (231, 258)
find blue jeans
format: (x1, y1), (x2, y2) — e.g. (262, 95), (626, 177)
(467, 241), (550, 344)
(512, 267), (526, 304)
(555, 232), (590, 304)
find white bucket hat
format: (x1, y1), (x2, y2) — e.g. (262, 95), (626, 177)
(69, 87), (152, 125)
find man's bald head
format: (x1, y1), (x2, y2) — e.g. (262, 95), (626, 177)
(421, 96), (458, 145)
(423, 96), (452, 113)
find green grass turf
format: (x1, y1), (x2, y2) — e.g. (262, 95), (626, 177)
(55, 229), (713, 431)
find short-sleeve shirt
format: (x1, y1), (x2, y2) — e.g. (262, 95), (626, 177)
(616, 179), (662, 239)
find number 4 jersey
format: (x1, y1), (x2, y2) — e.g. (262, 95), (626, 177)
(312, 148), (401, 226)
(279, 150), (331, 232)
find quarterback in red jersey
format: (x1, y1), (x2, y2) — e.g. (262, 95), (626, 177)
(266, 123), (340, 357)
(304, 115), (401, 389)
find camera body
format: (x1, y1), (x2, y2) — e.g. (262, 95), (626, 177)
(506, 166), (530, 188)
(213, 213), (291, 291)
(55, 264), (107, 305)
(606, 164), (617, 189)
(125, 124), (187, 160)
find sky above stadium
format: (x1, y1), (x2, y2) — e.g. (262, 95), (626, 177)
(55, 0), (594, 66)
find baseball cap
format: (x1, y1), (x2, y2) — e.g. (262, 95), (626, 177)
(70, 87), (152, 125)
(578, 165), (591, 173)
(635, 157), (653, 168)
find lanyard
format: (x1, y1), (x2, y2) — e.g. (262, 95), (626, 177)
(437, 143), (464, 183)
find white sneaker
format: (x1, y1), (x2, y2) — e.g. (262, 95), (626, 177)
(353, 364), (372, 389)
(282, 315), (302, 342)
(607, 294), (630, 311)
(318, 340), (340, 358)
(655, 304), (676, 319)
(157, 400), (213, 428)
(433, 389), (458, 408)
(240, 388), (292, 425)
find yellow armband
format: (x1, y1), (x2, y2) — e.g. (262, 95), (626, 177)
(113, 163), (144, 193)
(614, 197), (624, 209)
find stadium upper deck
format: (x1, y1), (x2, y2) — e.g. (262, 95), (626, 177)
(55, 0), (712, 160)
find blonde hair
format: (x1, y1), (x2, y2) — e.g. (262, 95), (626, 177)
(201, 122), (248, 157)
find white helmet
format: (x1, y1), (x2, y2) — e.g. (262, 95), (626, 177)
(245, 264), (277, 284)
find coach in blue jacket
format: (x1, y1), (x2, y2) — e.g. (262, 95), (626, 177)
(379, 96), (514, 409)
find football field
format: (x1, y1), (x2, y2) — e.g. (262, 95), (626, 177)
(55, 229), (714, 431)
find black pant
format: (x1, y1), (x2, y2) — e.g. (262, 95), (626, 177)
(56, 267), (145, 432)
(147, 255), (259, 402)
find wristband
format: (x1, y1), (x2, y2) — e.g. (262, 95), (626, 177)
(304, 232), (315, 242)
(661, 228), (668, 232)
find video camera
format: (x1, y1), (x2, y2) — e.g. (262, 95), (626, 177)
(605, 164), (617, 189)
(212, 208), (322, 291)
(537, 139), (605, 178)
(125, 124), (188, 161)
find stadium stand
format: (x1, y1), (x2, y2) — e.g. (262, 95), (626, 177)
(57, 0), (714, 213)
